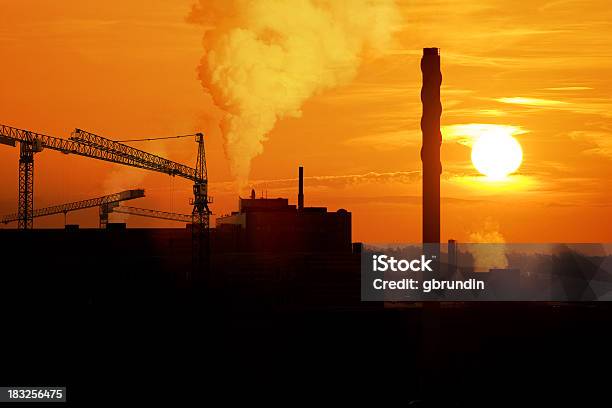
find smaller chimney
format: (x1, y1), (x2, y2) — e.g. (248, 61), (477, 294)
(448, 239), (457, 276)
(298, 166), (304, 210)
(250, 188), (256, 199)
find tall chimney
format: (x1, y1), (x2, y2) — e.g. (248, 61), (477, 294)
(421, 48), (442, 244)
(298, 166), (304, 210)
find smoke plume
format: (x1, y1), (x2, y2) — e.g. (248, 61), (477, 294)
(467, 217), (509, 271)
(188, 0), (400, 186)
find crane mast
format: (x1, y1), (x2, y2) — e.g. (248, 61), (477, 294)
(18, 138), (39, 229)
(190, 133), (211, 276)
(191, 133), (210, 228)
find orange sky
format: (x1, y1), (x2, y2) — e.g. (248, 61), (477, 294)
(1, 0), (611, 242)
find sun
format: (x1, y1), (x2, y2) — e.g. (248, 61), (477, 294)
(471, 132), (523, 180)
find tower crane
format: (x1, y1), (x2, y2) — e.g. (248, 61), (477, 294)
(1, 189), (145, 227)
(70, 128), (212, 271)
(68, 128), (211, 232)
(0, 123), (212, 276)
(2, 191), (196, 229)
(0, 124), (209, 228)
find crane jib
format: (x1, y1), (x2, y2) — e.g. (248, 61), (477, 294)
(0, 124), (199, 182)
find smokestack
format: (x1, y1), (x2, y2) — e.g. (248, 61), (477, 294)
(421, 48), (442, 244)
(298, 166), (304, 210)
(448, 239), (457, 276)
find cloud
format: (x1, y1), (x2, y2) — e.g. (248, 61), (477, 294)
(330, 195), (491, 206)
(213, 170), (422, 194)
(386, 50), (525, 68)
(344, 130), (420, 150)
(494, 96), (612, 119)
(496, 97), (569, 107)
(543, 86), (593, 91)
(449, 174), (541, 194)
(568, 130), (612, 159)
(442, 123), (528, 147)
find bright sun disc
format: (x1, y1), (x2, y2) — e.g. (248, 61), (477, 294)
(471, 134), (523, 180)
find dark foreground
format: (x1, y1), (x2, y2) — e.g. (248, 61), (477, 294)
(1, 229), (611, 406)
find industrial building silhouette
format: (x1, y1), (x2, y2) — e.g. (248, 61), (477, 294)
(216, 167), (352, 253)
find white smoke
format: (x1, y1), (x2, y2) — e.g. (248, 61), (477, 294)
(467, 217), (509, 271)
(188, 0), (400, 188)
